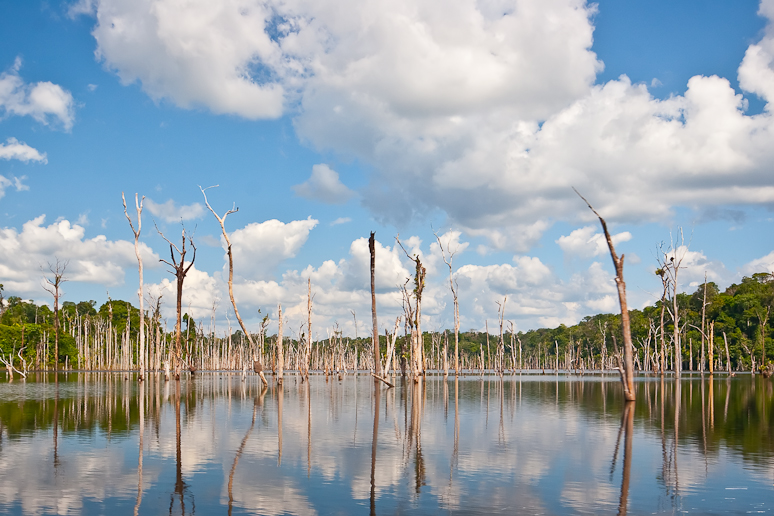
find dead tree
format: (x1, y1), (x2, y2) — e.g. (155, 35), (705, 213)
(701, 272), (709, 372)
(655, 267), (668, 374)
(276, 303), (284, 384)
(43, 259), (68, 372)
(658, 230), (687, 377)
(496, 297), (507, 376)
(0, 347), (27, 379)
(306, 277), (313, 379)
(156, 224), (196, 380)
(397, 235), (426, 378)
(575, 189), (635, 401)
(123, 192), (146, 381)
(755, 305), (771, 374)
(369, 232), (381, 377)
(435, 230), (461, 375)
(201, 185), (268, 386)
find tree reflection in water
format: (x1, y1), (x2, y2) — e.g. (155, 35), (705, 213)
(369, 381), (380, 516)
(170, 379), (194, 515)
(228, 385), (265, 516)
(1, 373), (774, 515)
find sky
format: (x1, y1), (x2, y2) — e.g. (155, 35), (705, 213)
(1, 0), (774, 339)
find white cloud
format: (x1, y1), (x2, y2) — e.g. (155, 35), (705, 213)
(0, 137), (47, 163)
(556, 226), (632, 259)
(330, 217), (351, 226)
(0, 215), (159, 297)
(229, 217), (318, 280)
(742, 250), (774, 276)
(0, 58), (75, 130)
(147, 263), (221, 321)
(660, 245), (730, 288)
(292, 164), (354, 204)
(0, 138), (45, 199)
(145, 198), (204, 222)
(0, 175), (28, 200)
(68, 0), (97, 18)
(80, 1), (774, 251)
(89, 0), (286, 119)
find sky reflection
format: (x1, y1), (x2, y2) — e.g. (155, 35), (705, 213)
(0, 373), (772, 515)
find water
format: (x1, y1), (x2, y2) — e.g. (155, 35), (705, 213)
(0, 372), (772, 515)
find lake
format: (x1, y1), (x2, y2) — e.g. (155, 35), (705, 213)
(0, 372), (772, 515)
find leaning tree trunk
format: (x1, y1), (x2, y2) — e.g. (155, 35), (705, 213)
(201, 186), (267, 386)
(576, 189), (635, 401)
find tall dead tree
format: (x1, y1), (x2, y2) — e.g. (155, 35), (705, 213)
(123, 192), (146, 381)
(658, 230), (687, 377)
(43, 259), (68, 372)
(306, 278), (313, 379)
(156, 224), (196, 380)
(397, 236), (426, 378)
(575, 189), (635, 401)
(497, 297), (507, 375)
(369, 233), (381, 376)
(435, 231), (461, 375)
(201, 185), (268, 386)
(655, 267), (668, 375)
(276, 303), (284, 384)
(701, 272), (708, 372)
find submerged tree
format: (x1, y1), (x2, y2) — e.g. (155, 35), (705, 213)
(156, 224), (196, 380)
(123, 192), (146, 381)
(369, 232), (381, 378)
(43, 259), (68, 372)
(435, 230), (461, 375)
(575, 189), (635, 402)
(397, 235), (427, 378)
(201, 185), (268, 386)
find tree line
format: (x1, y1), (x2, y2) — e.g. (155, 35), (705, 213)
(1, 270), (771, 376)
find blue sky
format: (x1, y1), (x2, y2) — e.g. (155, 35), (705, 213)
(1, 0), (773, 337)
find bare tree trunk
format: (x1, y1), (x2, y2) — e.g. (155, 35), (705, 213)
(435, 231), (460, 375)
(709, 321), (714, 375)
(701, 272), (707, 373)
(156, 225), (195, 380)
(307, 278), (313, 378)
(277, 304), (284, 384)
(43, 260), (67, 373)
(723, 332), (732, 374)
(201, 186), (267, 386)
(123, 193), (146, 381)
(369, 233), (381, 376)
(576, 189), (635, 401)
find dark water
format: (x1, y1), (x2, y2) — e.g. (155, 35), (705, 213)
(0, 372), (772, 515)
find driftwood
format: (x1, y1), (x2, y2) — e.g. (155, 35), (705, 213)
(371, 372), (394, 388)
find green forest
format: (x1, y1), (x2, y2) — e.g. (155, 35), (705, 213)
(0, 271), (772, 374)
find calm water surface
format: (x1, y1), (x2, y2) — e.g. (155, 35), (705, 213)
(0, 372), (772, 515)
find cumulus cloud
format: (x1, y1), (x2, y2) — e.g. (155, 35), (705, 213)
(229, 217), (318, 280)
(659, 245), (731, 288)
(78, 0), (774, 251)
(145, 198), (204, 222)
(556, 226), (632, 259)
(0, 137), (47, 163)
(0, 58), (75, 130)
(0, 215), (159, 297)
(292, 164), (354, 204)
(88, 0), (286, 119)
(147, 263), (221, 320)
(742, 250), (774, 276)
